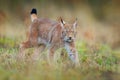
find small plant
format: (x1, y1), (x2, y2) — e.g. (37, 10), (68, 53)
(0, 39), (119, 80)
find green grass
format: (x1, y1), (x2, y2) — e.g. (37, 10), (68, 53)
(0, 37), (120, 80)
(0, 37), (20, 48)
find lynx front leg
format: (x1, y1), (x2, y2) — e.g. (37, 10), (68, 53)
(70, 48), (79, 65)
(64, 43), (79, 66)
(47, 46), (55, 65)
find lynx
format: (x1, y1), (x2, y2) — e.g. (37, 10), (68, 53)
(19, 8), (79, 65)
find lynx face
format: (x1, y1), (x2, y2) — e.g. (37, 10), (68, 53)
(61, 19), (77, 43)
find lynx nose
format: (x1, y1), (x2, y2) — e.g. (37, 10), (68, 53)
(69, 37), (72, 40)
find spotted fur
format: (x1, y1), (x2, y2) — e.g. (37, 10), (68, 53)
(19, 9), (79, 66)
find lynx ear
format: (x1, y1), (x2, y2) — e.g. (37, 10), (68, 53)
(59, 17), (65, 28)
(73, 18), (77, 29)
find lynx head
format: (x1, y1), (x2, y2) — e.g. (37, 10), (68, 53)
(60, 18), (77, 43)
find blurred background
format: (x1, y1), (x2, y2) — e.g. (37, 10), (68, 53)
(0, 0), (120, 49)
(0, 1), (120, 80)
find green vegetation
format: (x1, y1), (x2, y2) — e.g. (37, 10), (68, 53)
(0, 37), (19, 48)
(0, 37), (120, 80)
(0, 0), (120, 80)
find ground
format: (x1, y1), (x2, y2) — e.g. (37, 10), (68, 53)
(0, 37), (120, 80)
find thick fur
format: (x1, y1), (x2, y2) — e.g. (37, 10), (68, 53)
(19, 9), (79, 65)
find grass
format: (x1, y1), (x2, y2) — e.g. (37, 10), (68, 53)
(0, 37), (120, 80)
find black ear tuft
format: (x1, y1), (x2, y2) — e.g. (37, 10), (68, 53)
(31, 8), (37, 14)
(60, 18), (64, 24)
(59, 17), (65, 25)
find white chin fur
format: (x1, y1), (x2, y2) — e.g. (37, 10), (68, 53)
(67, 39), (73, 42)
